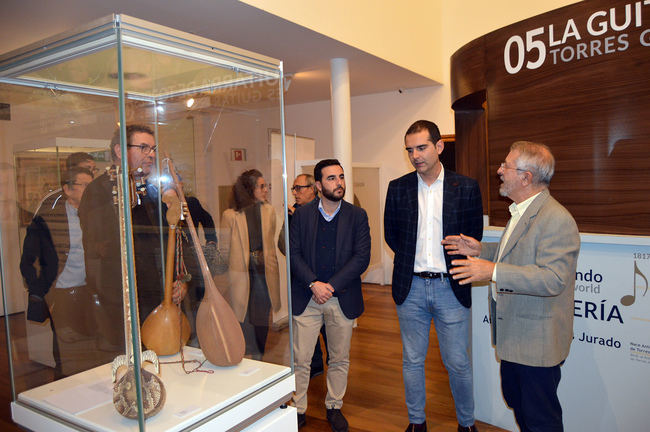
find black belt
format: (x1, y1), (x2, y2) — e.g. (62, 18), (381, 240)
(413, 271), (448, 279)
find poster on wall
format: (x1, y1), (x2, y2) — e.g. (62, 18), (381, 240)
(472, 232), (650, 431)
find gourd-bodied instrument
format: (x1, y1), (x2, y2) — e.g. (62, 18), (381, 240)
(166, 158), (245, 366)
(141, 183), (191, 355)
(109, 167), (165, 419)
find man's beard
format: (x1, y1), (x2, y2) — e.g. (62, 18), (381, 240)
(322, 186), (345, 202)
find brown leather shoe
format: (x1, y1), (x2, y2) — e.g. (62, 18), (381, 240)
(405, 421), (427, 432)
(457, 424), (478, 432)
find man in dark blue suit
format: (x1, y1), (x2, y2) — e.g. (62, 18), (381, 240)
(290, 159), (371, 432)
(384, 120), (483, 432)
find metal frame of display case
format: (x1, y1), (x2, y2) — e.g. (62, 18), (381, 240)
(0, 13), (294, 432)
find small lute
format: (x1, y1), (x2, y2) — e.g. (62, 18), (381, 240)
(141, 186), (191, 355)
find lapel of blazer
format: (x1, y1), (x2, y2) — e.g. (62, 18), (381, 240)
(441, 170), (457, 237)
(308, 200), (321, 266)
(498, 189), (550, 261)
(335, 201), (350, 268)
(405, 172), (419, 234)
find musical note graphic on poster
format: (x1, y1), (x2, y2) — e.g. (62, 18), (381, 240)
(620, 261), (648, 306)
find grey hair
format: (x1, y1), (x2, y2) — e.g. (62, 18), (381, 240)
(297, 173), (318, 195)
(511, 141), (555, 186)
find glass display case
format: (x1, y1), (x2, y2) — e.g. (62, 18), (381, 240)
(0, 14), (295, 431)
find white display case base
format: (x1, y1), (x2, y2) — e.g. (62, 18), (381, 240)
(12, 347), (296, 431)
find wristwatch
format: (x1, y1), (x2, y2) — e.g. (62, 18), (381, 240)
(309, 281), (316, 290)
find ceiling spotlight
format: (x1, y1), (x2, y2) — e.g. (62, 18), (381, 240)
(186, 98), (195, 108)
(156, 104), (165, 113)
(69, 120), (75, 124)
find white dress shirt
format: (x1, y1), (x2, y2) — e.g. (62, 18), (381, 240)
(491, 191), (541, 299)
(413, 166), (447, 273)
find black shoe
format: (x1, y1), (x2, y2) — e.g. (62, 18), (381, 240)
(297, 412), (306, 429)
(310, 365), (324, 379)
(458, 424), (478, 432)
(326, 408), (349, 432)
(405, 421), (427, 432)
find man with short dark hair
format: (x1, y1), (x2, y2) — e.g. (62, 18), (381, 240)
(35, 152), (96, 216)
(65, 152), (97, 174)
(443, 141), (580, 432)
(79, 125), (165, 361)
(278, 173), (328, 378)
(290, 159), (370, 432)
(21, 167), (95, 376)
(385, 120), (483, 432)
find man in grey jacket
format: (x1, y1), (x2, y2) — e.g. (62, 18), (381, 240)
(443, 141), (580, 432)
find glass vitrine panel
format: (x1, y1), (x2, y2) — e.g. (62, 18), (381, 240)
(0, 14), (292, 431)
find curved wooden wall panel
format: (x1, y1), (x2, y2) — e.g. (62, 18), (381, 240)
(451, 0), (650, 235)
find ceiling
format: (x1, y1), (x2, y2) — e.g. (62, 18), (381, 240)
(0, 0), (438, 106)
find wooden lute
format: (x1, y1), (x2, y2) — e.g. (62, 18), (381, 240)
(141, 187), (191, 355)
(166, 158), (245, 366)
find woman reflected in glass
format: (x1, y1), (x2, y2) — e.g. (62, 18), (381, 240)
(219, 169), (281, 359)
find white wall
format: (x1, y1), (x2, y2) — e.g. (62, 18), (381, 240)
(284, 85), (451, 282)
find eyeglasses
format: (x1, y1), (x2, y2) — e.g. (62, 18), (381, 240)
(291, 184), (312, 192)
(500, 162), (528, 172)
(127, 144), (158, 155)
(256, 183), (268, 190)
(70, 182), (91, 188)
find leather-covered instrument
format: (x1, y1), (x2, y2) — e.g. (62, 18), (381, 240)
(108, 166), (165, 419)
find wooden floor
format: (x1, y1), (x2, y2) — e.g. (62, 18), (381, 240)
(0, 284), (508, 431)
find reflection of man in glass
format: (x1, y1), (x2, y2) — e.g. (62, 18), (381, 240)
(78, 125), (166, 362)
(20, 167), (95, 377)
(35, 152), (97, 216)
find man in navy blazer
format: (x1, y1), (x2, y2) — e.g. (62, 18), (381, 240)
(290, 159), (371, 432)
(384, 120), (483, 432)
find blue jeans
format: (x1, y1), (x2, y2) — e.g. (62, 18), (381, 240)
(396, 275), (474, 426)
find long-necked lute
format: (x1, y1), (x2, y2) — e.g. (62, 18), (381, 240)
(109, 167), (166, 419)
(141, 185), (191, 355)
(166, 158), (245, 366)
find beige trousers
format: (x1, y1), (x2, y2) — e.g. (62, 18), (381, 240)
(292, 297), (354, 414)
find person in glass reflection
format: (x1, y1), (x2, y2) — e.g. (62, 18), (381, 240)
(219, 169), (281, 359)
(35, 152), (98, 216)
(290, 159), (370, 432)
(78, 125), (172, 363)
(443, 142), (580, 432)
(21, 167), (95, 377)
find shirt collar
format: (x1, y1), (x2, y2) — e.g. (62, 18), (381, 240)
(318, 199), (342, 222)
(510, 191), (541, 218)
(416, 164), (445, 188)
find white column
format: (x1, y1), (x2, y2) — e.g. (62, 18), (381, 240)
(329, 58), (353, 204)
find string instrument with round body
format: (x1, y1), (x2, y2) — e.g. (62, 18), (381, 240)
(141, 187), (191, 355)
(166, 158), (245, 366)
